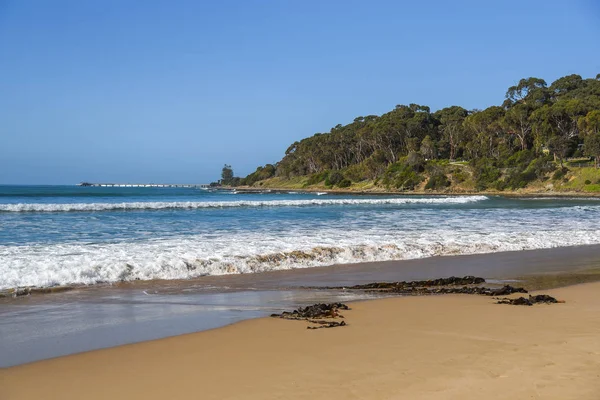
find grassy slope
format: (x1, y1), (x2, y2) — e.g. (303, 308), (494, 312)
(248, 166), (600, 194)
(556, 167), (600, 192)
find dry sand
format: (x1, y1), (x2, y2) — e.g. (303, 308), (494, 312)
(2, 283), (600, 400)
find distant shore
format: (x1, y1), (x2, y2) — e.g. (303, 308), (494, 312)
(3, 281), (600, 399)
(233, 185), (600, 198)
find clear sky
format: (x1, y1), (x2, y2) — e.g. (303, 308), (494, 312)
(1, 0), (599, 184)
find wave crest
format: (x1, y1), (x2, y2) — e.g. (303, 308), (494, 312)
(0, 196), (488, 212)
(3, 227), (600, 290)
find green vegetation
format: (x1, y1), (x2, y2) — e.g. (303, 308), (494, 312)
(220, 164), (234, 185)
(239, 164), (276, 186)
(554, 167), (600, 191)
(237, 73), (600, 193)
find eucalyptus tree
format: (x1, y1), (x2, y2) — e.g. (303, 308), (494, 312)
(502, 103), (533, 151)
(584, 133), (600, 168)
(434, 106), (468, 160)
(463, 106), (505, 160)
(249, 72), (600, 188)
(505, 77), (549, 107)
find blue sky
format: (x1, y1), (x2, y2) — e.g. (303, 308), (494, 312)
(1, 0), (599, 184)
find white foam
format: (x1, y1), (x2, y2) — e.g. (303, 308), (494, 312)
(2, 220), (599, 289)
(3, 196), (600, 290)
(0, 196), (488, 213)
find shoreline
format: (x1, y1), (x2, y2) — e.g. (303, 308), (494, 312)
(2, 281), (600, 399)
(232, 185), (600, 198)
(2, 244), (600, 368)
(4, 242), (600, 300)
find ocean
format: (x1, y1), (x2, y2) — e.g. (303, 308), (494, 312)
(2, 185), (600, 291)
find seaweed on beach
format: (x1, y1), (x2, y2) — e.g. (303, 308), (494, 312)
(270, 278), (561, 331)
(431, 285), (528, 296)
(496, 294), (562, 306)
(271, 302), (349, 320)
(306, 320), (346, 329)
(315, 276), (529, 297)
(343, 276), (486, 290)
(271, 303), (349, 329)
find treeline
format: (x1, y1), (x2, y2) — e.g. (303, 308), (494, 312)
(240, 73), (600, 190)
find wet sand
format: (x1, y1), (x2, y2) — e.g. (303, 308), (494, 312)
(2, 245), (600, 367)
(2, 282), (600, 400)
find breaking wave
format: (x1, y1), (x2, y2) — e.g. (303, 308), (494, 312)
(0, 196), (488, 213)
(2, 226), (600, 290)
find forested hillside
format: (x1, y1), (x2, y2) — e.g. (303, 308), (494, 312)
(240, 74), (600, 192)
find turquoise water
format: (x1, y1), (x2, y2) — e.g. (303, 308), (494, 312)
(1, 185), (600, 290)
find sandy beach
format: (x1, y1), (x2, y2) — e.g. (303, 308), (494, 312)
(3, 281), (599, 400)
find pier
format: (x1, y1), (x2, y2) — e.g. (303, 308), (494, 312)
(78, 182), (212, 188)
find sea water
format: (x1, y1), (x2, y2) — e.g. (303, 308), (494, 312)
(1, 185), (600, 290)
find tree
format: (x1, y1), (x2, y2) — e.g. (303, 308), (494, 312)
(435, 106), (468, 160)
(505, 77), (549, 107)
(578, 110), (600, 137)
(548, 135), (570, 166)
(221, 164), (234, 185)
(584, 134), (600, 168)
(419, 135), (436, 159)
(550, 74), (583, 97)
(463, 106), (505, 159)
(502, 103), (533, 151)
(531, 99), (587, 158)
(238, 72), (600, 191)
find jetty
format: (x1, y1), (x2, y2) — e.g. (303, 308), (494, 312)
(78, 182), (212, 188)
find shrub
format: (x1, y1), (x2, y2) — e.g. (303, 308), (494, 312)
(243, 164), (276, 186)
(503, 150), (534, 168)
(305, 171), (329, 186)
(553, 167), (568, 180)
(493, 180), (507, 191)
(425, 173), (450, 190)
(337, 179), (352, 188)
(449, 166), (468, 184)
(527, 158), (556, 180)
(585, 179), (592, 185)
(393, 170), (422, 190)
(344, 164), (369, 182)
(382, 162), (423, 190)
(503, 167), (536, 190)
(452, 170), (468, 184)
(472, 158), (501, 191)
(325, 171), (344, 186)
(406, 151), (425, 172)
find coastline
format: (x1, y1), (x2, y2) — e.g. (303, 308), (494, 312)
(3, 281), (600, 399)
(232, 186), (600, 198)
(2, 244), (600, 368)
(4, 242), (600, 301)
